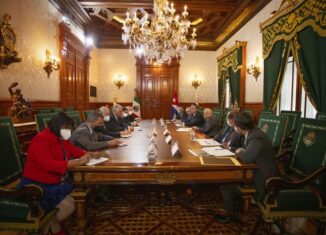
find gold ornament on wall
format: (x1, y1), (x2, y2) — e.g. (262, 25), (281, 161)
(0, 14), (21, 69)
(247, 56), (261, 81)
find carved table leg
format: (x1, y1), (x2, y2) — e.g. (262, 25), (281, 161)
(238, 186), (255, 235)
(71, 187), (91, 235)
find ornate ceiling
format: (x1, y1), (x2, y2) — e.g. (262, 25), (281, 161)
(51, 0), (272, 50)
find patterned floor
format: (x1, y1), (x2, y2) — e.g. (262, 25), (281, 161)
(64, 185), (315, 235)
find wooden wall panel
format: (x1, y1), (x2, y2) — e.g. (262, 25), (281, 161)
(243, 102), (264, 123)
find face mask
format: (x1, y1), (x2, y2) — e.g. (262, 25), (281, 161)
(123, 113), (128, 117)
(104, 115), (110, 122)
(129, 111), (133, 115)
(60, 128), (71, 140)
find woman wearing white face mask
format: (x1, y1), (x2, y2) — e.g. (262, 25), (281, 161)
(20, 112), (92, 235)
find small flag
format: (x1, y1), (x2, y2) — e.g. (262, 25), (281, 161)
(170, 91), (179, 119)
(132, 89), (141, 118)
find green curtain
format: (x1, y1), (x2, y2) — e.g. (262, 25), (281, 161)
(228, 68), (240, 106)
(218, 74), (226, 108)
(263, 40), (289, 110)
(294, 27), (326, 112)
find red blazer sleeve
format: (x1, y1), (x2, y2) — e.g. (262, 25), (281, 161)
(29, 139), (68, 175)
(66, 140), (86, 159)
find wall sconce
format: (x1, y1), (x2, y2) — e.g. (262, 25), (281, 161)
(43, 49), (60, 78)
(114, 75), (125, 89)
(191, 74), (201, 90)
(247, 56), (261, 81)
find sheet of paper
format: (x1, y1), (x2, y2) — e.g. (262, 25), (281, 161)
(188, 149), (210, 157)
(202, 147), (235, 157)
(86, 157), (108, 166)
(163, 129), (170, 136)
(176, 127), (191, 132)
(175, 123), (184, 127)
(195, 139), (221, 146)
(118, 143), (127, 147)
(120, 134), (132, 138)
(134, 126), (142, 131)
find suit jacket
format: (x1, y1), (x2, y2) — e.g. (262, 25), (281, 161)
(179, 111), (188, 122)
(185, 111), (204, 127)
(94, 123), (121, 138)
(214, 124), (244, 151)
(199, 116), (218, 137)
(106, 115), (128, 132)
(71, 122), (114, 151)
(237, 128), (277, 201)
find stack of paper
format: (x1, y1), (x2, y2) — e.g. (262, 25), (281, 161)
(202, 147), (235, 157)
(196, 139), (221, 146)
(86, 157), (109, 166)
(120, 134), (132, 138)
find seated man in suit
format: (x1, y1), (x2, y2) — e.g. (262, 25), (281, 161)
(105, 104), (131, 132)
(184, 103), (204, 127)
(96, 106), (131, 138)
(192, 108), (217, 137)
(71, 111), (121, 151)
(214, 111), (243, 151)
(218, 112), (277, 222)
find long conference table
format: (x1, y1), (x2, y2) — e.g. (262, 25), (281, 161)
(70, 120), (256, 235)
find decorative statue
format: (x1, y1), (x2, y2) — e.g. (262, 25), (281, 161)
(0, 14), (21, 69)
(8, 82), (32, 121)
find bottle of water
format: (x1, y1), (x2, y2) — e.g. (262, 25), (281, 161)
(190, 129), (195, 141)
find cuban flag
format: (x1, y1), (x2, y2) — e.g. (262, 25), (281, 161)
(170, 91), (179, 119)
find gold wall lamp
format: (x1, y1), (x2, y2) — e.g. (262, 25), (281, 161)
(114, 75), (125, 89)
(43, 49), (60, 78)
(191, 74), (201, 89)
(247, 56), (261, 81)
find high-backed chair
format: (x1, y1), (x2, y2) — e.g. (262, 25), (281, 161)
(257, 114), (288, 153)
(35, 113), (56, 132)
(242, 108), (253, 117)
(280, 110), (301, 136)
(316, 112), (326, 120)
(258, 118), (326, 234)
(0, 117), (55, 234)
(65, 107), (75, 112)
(212, 108), (223, 130)
(66, 111), (82, 128)
(53, 107), (63, 113)
(36, 108), (53, 114)
(83, 110), (94, 121)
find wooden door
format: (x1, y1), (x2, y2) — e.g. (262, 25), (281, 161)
(137, 58), (179, 119)
(75, 53), (86, 110)
(63, 50), (76, 108)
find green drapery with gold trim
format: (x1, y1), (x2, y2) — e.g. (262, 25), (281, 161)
(294, 27), (326, 112)
(261, 0), (326, 111)
(217, 43), (244, 107)
(263, 40), (289, 110)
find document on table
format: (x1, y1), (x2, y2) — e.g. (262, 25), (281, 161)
(188, 149), (211, 157)
(176, 127), (192, 131)
(86, 157), (109, 166)
(195, 139), (221, 146)
(120, 134), (132, 138)
(175, 123), (184, 127)
(202, 147), (235, 157)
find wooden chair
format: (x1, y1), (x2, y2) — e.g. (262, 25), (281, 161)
(0, 117), (56, 234)
(212, 108), (223, 130)
(53, 107), (63, 113)
(35, 113), (56, 132)
(83, 110), (94, 121)
(257, 114), (288, 153)
(316, 112), (326, 120)
(242, 108), (253, 117)
(65, 111), (82, 129)
(257, 118), (326, 234)
(280, 110), (301, 136)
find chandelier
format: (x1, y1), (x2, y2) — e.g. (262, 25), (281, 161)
(122, 0), (197, 64)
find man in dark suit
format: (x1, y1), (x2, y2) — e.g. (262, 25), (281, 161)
(214, 111), (244, 151)
(218, 112), (277, 222)
(71, 111), (121, 151)
(106, 104), (131, 132)
(192, 108), (217, 137)
(184, 103), (204, 127)
(96, 106), (131, 138)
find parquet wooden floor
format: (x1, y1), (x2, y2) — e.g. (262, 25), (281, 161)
(62, 185), (319, 235)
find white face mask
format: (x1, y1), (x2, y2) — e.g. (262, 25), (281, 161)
(123, 113), (128, 117)
(129, 111), (133, 115)
(104, 115), (110, 122)
(60, 128), (71, 140)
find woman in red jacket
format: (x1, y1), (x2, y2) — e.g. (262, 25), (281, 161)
(20, 112), (91, 235)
